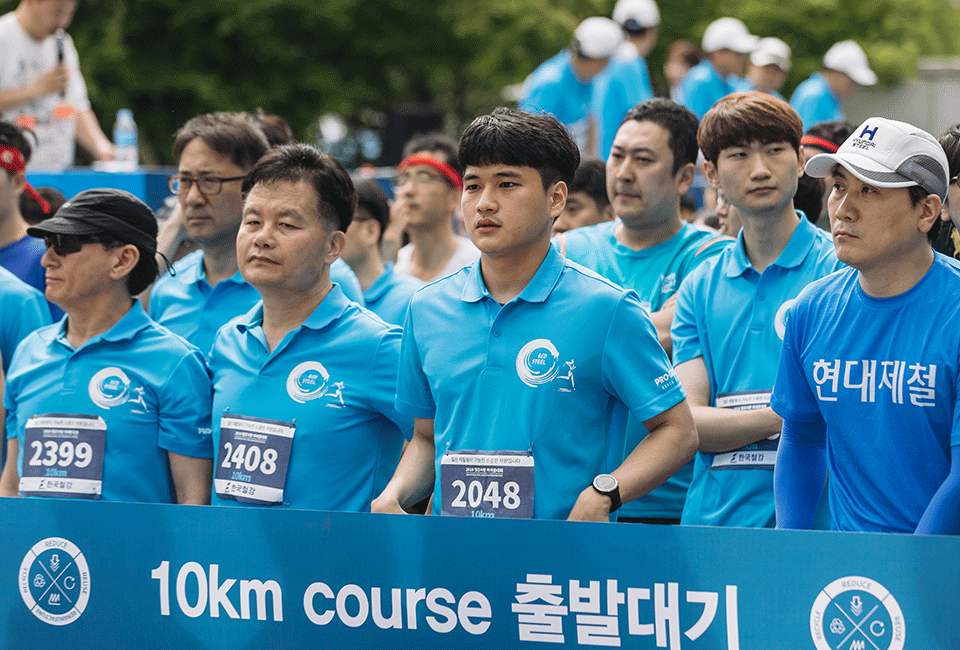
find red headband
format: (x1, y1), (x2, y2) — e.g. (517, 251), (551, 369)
(0, 144), (50, 215)
(800, 135), (840, 154)
(398, 154), (463, 190)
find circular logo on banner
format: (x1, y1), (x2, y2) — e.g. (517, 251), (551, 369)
(286, 361), (331, 403)
(516, 339), (562, 387)
(774, 299), (795, 340)
(19, 538), (91, 626)
(810, 576), (905, 650)
(88, 367), (131, 409)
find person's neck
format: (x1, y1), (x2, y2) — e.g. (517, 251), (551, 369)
(14, 5), (45, 41)
(858, 244), (935, 299)
(615, 212), (682, 251)
(347, 251), (385, 292)
(739, 204), (800, 273)
(0, 211), (28, 249)
(259, 279), (332, 352)
(406, 223), (459, 281)
(64, 292), (133, 349)
(480, 239), (551, 305)
(201, 238), (240, 287)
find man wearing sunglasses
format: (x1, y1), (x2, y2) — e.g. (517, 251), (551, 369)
(0, 188), (213, 504)
(150, 112), (363, 354)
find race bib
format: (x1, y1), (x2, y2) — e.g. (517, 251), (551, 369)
(20, 414), (106, 498)
(711, 391), (779, 470)
(214, 414), (294, 505)
(440, 450), (534, 519)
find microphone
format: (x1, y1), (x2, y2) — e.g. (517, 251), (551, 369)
(55, 29), (65, 97)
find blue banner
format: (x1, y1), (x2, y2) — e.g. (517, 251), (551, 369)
(1, 498), (956, 649)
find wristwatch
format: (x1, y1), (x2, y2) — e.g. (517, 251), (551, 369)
(591, 474), (621, 512)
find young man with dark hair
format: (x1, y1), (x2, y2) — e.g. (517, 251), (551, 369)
(672, 91), (841, 528)
(150, 112), (362, 353)
(386, 132), (479, 282)
(773, 118), (960, 534)
(341, 178), (423, 325)
(552, 158), (614, 234)
(557, 98), (731, 523)
(1, 189), (213, 504)
(209, 144), (410, 512)
(372, 107), (697, 521)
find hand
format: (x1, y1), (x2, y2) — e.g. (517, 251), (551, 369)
(371, 493), (406, 515)
(35, 64), (68, 96)
(383, 199), (413, 246)
(567, 486), (613, 522)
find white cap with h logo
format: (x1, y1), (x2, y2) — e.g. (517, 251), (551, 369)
(805, 117), (949, 201)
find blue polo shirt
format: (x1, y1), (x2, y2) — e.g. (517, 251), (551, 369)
(363, 263), (424, 326)
(772, 256), (960, 532)
(592, 53), (654, 159)
(520, 52), (594, 152)
(0, 236), (64, 320)
(678, 60), (742, 119)
(4, 302), (213, 503)
(397, 245), (688, 520)
(560, 221), (732, 519)
(209, 285), (411, 512)
(672, 217), (842, 527)
(150, 250), (365, 353)
(790, 73), (843, 131)
(0, 266), (50, 374)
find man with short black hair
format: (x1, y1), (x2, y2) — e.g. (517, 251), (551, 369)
(1, 188), (213, 503)
(372, 107), (697, 521)
(209, 144), (410, 512)
(150, 112), (363, 353)
(773, 118), (960, 535)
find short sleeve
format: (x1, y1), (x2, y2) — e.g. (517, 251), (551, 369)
(1, 287), (50, 374)
(157, 350), (214, 458)
(367, 326), (414, 440)
(671, 269), (704, 366)
(602, 292), (686, 423)
(769, 297), (823, 422)
(395, 301), (436, 419)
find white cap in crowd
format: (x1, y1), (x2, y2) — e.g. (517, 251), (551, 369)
(823, 40), (877, 85)
(806, 118), (948, 201)
(613, 0), (660, 31)
(573, 17), (624, 58)
(701, 17), (758, 54)
(750, 37), (791, 72)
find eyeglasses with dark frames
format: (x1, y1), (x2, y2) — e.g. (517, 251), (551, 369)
(168, 174), (247, 196)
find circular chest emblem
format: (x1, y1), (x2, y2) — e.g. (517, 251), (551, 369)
(774, 299), (795, 341)
(19, 537), (91, 626)
(810, 576), (904, 650)
(516, 339), (561, 387)
(88, 367), (130, 409)
(286, 361), (330, 403)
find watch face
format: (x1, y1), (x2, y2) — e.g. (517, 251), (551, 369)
(594, 474), (617, 492)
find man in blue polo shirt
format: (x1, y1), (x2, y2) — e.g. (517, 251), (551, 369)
(558, 98), (731, 523)
(0, 189), (213, 504)
(773, 118), (960, 534)
(520, 17), (623, 154)
(790, 41), (877, 131)
(0, 266), (49, 376)
(372, 107), (697, 521)
(150, 113), (363, 353)
(209, 144), (410, 512)
(672, 91), (842, 528)
(341, 178), (423, 325)
(678, 18), (757, 119)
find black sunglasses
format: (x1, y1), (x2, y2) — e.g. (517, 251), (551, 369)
(43, 233), (121, 256)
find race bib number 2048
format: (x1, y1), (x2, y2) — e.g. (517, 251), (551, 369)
(440, 450), (534, 519)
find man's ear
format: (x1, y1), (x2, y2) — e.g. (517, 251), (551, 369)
(327, 230), (346, 263)
(676, 162), (696, 194)
(703, 160), (720, 189)
(918, 194), (943, 235)
(549, 181), (568, 218)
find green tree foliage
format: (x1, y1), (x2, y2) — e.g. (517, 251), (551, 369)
(1, 0), (957, 163)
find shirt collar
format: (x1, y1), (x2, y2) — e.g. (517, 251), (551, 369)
(364, 263), (396, 304)
(181, 250), (246, 288)
(235, 284), (350, 335)
(56, 300), (152, 348)
(724, 214), (820, 278)
(461, 245), (565, 304)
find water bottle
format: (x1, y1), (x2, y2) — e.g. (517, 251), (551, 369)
(113, 109), (138, 171)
